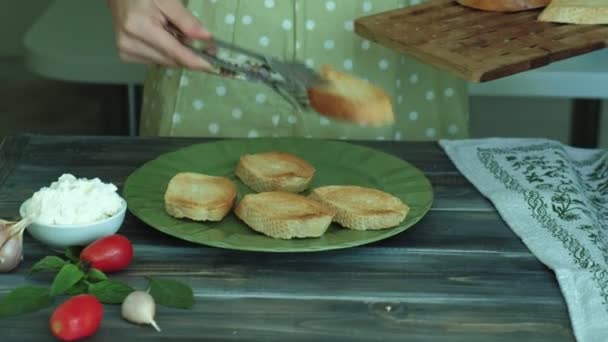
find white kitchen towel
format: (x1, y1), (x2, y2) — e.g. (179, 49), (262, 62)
(439, 138), (608, 342)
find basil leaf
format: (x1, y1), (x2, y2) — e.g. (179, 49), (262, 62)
(64, 247), (82, 264)
(87, 268), (107, 283)
(88, 280), (134, 304)
(29, 256), (66, 274)
(50, 264), (84, 297)
(65, 281), (88, 296)
(0, 286), (53, 318)
(147, 277), (194, 309)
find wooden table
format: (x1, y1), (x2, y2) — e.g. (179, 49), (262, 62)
(0, 135), (576, 341)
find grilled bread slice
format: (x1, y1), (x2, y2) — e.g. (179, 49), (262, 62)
(308, 65), (395, 127)
(309, 185), (409, 230)
(235, 152), (315, 193)
(234, 192), (336, 239)
(164, 172), (237, 221)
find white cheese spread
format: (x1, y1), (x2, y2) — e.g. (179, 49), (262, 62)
(26, 174), (123, 225)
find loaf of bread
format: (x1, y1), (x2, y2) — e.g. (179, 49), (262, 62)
(164, 172), (237, 221)
(235, 152), (315, 193)
(235, 192), (336, 239)
(309, 185), (409, 230)
(539, 0), (608, 24)
(457, 0), (550, 12)
(307, 65), (395, 127)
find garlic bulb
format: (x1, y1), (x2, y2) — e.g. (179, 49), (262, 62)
(0, 217), (32, 273)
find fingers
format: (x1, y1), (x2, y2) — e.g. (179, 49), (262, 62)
(138, 23), (212, 70)
(156, 0), (211, 40)
(108, 0), (213, 70)
(116, 33), (178, 67)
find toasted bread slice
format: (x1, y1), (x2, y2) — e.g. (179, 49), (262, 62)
(235, 152), (315, 193)
(309, 186), (409, 230)
(164, 172), (237, 221)
(308, 65), (395, 127)
(234, 192), (335, 239)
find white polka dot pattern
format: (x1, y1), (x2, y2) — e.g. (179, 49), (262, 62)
(180, 76), (189, 87)
(140, 0), (469, 141)
(256, 94), (267, 104)
(216, 86), (227, 96)
(172, 113), (182, 124)
(242, 15), (253, 25)
(259, 36), (270, 47)
(208, 123), (220, 134)
(193, 99), (204, 110)
(232, 108), (243, 119)
(306, 20), (316, 31)
(323, 40), (335, 50)
(282, 19), (293, 30)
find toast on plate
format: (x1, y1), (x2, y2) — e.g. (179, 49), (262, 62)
(235, 152), (315, 193)
(309, 185), (409, 230)
(164, 172), (237, 221)
(307, 65), (395, 127)
(234, 192), (336, 239)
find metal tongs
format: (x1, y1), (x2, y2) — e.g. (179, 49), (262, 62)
(167, 25), (325, 110)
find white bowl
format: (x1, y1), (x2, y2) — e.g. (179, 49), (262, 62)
(19, 198), (127, 251)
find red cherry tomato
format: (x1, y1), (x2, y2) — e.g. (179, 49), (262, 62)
(80, 234), (133, 273)
(50, 294), (103, 341)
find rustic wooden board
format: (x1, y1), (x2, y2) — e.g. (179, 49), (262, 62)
(0, 135), (576, 341)
(354, 0), (608, 82)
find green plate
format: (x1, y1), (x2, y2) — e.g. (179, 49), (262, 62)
(123, 139), (433, 252)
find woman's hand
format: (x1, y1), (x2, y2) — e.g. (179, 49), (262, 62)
(107, 0), (212, 70)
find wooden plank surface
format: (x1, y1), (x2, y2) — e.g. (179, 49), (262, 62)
(354, 0), (608, 82)
(0, 134), (576, 341)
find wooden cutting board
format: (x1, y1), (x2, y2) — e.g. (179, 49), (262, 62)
(354, 0), (608, 82)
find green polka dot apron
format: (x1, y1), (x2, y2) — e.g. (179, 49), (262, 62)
(139, 0), (469, 141)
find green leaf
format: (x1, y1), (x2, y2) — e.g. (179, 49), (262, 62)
(87, 268), (107, 283)
(147, 277), (194, 309)
(65, 281), (88, 296)
(29, 256), (66, 274)
(64, 247), (82, 264)
(0, 286), (53, 318)
(50, 264), (84, 297)
(88, 280), (134, 304)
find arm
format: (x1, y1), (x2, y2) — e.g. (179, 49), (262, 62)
(106, 0), (212, 70)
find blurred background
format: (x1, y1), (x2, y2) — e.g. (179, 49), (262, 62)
(1, 1), (607, 147)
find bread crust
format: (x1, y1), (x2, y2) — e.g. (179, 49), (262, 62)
(235, 152), (315, 193)
(308, 65), (395, 127)
(235, 192), (336, 239)
(164, 172), (237, 221)
(309, 185), (409, 230)
(539, 1), (608, 24)
(457, 0), (550, 12)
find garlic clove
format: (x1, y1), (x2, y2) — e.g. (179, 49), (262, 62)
(121, 290), (161, 332)
(0, 229), (24, 273)
(0, 219), (15, 247)
(0, 227), (11, 248)
(0, 217), (32, 273)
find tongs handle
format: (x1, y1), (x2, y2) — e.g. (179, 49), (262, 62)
(165, 23), (273, 82)
(165, 23), (317, 110)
